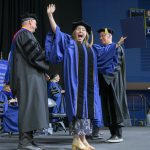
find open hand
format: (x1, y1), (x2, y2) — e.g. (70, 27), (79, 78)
(45, 73), (50, 81)
(61, 90), (65, 94)
(118, 36), (127, 45)
(47, 4), (56, 17)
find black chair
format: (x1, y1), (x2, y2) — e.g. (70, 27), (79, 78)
(49, 94), (67, 132)
(0, 92), (8, 134)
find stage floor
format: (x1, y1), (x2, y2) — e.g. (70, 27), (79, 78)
(0, 127), (150, 150)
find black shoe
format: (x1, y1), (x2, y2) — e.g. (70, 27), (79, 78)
(106, 135), (123, 143)
(17, 143), (44, 150)
(92, 134), (104, 140)
(31, 141), (45, 149)
(92, 127), (104, 139)
(85, 134), (92, 139)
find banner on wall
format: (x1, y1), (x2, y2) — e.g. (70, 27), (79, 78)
(0, 59), (8, 91)
(120, 16), (146, 49)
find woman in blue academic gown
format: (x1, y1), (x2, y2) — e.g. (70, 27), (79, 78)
(48, 74), (65, 115)
(46, 4), (118, 150)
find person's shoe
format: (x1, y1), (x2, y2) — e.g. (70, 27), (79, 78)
(106, 135), (123, 143)
(72, 138), (89, 150)
(17, 143), (44, 150)
(85, 134), (92, 139)
(31, 141), (45, 149)
(92, 127), (104, 139)
(82, 140), (95, 150)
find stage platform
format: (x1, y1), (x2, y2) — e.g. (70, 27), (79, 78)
(0, 127), (150, 150)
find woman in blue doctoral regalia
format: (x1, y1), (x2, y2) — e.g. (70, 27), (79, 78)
(45, 4), (118, 150)
(48, 73), (65, 116)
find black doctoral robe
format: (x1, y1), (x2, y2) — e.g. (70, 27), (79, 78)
(9, 28), (49, 132)
(98, 45), (130, 127)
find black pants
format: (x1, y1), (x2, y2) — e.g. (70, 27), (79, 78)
(19, 131), (34, 146)
(109, 125), (122, 138)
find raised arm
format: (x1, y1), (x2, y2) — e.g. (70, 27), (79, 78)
(47, 4), (57, 33)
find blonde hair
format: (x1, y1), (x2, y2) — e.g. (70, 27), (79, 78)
(72, 30), (94, 48)
(3, 84), (11, 92)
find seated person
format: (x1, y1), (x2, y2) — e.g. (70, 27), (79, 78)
(0, 84), (18, 133)
(1, 84), (17, 105)
(48, 73), (65, 122)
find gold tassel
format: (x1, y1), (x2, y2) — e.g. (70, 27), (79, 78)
(105, 28), (109, 34)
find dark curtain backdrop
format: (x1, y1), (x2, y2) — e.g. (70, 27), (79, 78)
(0, 0), (82, 86)
(0, 0), (82, 59)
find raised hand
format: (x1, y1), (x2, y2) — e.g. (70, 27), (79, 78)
(45, 73), (50, 81)
(117, 36), (127, 45)
(47, 4), (56, 17)
(47, 4), (57, 33)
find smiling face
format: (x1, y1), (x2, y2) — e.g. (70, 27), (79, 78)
(99, 32), (112, 45)
(22, 19), (37, 33)
(28, 19), (37, 33)
(73, 25), (87, 43)
(54, 74), (60, 82)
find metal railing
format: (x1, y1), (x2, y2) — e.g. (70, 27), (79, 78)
(127, 94), (147, 126)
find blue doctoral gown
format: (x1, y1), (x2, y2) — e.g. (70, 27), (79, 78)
(48, 81), (65, 114)
(45, 26), (116, 124)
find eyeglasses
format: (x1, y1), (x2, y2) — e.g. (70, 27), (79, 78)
(99, 34), (107, 37)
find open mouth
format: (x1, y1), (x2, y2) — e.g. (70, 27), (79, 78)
(78, 34), (83, 38)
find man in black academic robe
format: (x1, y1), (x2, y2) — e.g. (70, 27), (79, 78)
(8, 13), (49, 150)
(97, 28), (130, 143)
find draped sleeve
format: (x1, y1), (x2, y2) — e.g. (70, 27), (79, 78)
(92, 43), (117, 75)
(17, 30), (49, 71)
(45, 26), (71, 63)
(48, 82), (61, 99)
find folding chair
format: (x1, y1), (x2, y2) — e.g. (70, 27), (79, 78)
(0, 92), (8, 134)
(49, 94), (67, 132)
